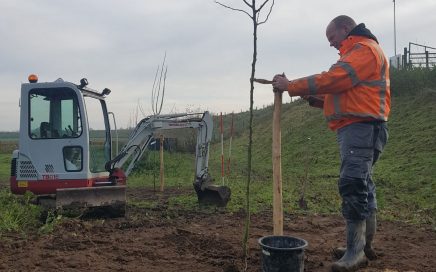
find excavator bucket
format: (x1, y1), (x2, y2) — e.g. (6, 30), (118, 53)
(194, 182), (231, 207)
(55, 185), (126, 213)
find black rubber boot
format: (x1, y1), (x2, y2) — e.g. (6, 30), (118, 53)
(364, 211), (377, 260)
(331, 220), (368, 272)
(333, 212), (377, 261)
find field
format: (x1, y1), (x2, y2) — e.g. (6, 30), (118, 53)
(0, 187), (435, 272)
(1, 68), (436, 271)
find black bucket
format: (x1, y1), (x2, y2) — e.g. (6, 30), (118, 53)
(258, 235), (308, 272)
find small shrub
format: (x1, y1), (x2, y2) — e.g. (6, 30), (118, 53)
(38, 211), (63, 234)
(0, 190), (42, 234)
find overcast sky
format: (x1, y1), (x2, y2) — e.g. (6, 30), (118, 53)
(1, 0), (435, 131)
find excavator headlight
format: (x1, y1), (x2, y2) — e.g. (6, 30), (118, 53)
(80, 78), (88, 88)
(102, 88), (111, 96)
(28, 74), (38, 83)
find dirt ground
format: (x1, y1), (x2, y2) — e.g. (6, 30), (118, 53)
(0, 187), (435, 272)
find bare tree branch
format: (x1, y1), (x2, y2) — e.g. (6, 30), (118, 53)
(151, 53), (167, 115)
(258, 0), (274, 25)
(158, 67), (167, 115)
(151, 65), (160, 114)
(139, 99), (146, 117)
(242, 0), (252, 8)
(256, 0), (270, 13)
(155, 61), (165, 114)
(215, 1), (253, 19)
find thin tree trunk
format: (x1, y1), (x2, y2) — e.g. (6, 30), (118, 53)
(243, 1), (258, 259)
(215, 0), (275, 266)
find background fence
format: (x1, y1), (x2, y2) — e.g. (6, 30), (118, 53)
(403, 42), (436, 69)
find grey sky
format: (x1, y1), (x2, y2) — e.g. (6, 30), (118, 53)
(1, 0), (435, 130)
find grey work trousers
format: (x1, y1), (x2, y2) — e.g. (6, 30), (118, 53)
(336, 121), (388, 221)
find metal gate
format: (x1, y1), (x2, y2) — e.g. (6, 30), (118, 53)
(403, 42), (436, 69)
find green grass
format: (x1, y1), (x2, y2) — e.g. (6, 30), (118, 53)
(0, 154), (11, 182)
(0, 190), (42, 235)
(128, 150), (199, 188)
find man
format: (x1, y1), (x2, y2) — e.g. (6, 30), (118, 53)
(272, 15), (390, 271)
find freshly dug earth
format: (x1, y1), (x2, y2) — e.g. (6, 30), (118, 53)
(0, 187), (435, 272)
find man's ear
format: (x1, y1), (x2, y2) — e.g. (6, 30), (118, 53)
(344, 24), (353, 35)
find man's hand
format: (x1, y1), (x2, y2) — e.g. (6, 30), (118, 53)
(272, 74), (289, 93)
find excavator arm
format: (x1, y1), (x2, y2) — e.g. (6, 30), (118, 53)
(105, 111), (230, 206)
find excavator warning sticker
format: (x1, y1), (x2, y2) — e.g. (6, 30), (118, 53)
(17, 181), (28, 188)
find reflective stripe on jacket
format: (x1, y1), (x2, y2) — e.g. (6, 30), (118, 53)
(287, 35), (391, 131)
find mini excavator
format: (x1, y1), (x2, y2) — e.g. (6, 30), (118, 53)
(10, 75), (230, 212)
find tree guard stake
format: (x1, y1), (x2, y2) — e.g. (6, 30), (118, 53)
(159, 134), (165, 192)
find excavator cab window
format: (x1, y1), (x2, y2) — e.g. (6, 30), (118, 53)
(63, 146), (83, 171)
(29, 88), (82, 139)
(83, 96), (111, 173)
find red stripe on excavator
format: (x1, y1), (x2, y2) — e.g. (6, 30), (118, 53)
(9, 176), (114, 195)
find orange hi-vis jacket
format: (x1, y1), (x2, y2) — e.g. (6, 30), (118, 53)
(287, 35), (391, 131)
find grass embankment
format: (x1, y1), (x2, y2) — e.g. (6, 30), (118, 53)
(129, 69), (436, 226)
(0, 68), (435, 235)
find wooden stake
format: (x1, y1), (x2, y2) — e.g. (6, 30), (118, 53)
(227, 112), (234, 176)
(159, 134), (165, 192)
(272, 90), (283, 235)
(220, 112), (224, 185)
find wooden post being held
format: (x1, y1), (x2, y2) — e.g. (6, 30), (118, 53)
(272, 89), (283, 235)
(252, 77), (284, 235)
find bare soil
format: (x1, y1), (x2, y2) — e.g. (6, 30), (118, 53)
(0, 187), (435, 272)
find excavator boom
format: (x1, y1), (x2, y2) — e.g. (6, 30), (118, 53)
(106, 112), (231, 207)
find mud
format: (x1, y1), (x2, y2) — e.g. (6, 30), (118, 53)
(0, 187), (435, 272)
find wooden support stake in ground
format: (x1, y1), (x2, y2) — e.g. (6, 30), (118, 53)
(220, 112), (224, 185)
(272, 89), (283, 235)
(159, 134), (165, 192)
